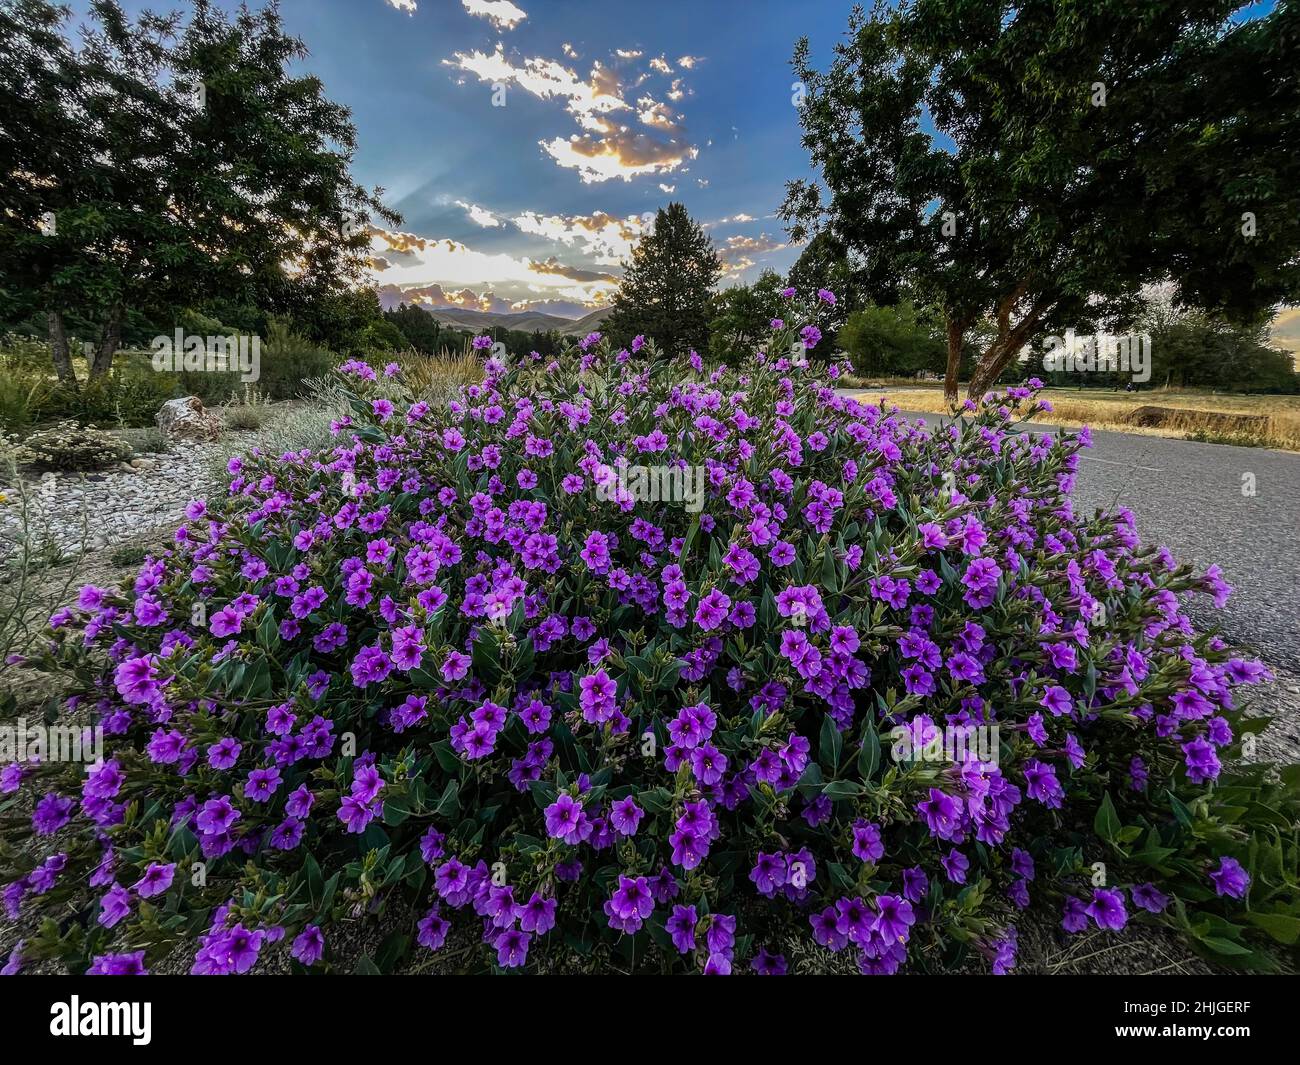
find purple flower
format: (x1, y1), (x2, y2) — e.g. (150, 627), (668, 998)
(98, 883), (131, 928)
(133, 862), (176, 898)
(604, 875), (654, 933)
(1131, 883), (1170, 914)
(1208, 856), (1250, 899)
(544, 794), (592, 846)
(494, 928), (531, 968)
(32, 792), (75, 834)
(291, 925), (325, 965)
(519, 893), (557, 935)
(1085, 888), (1128, 931)
(610, 796), (644, 836)
(694, 588), (731, 630)
(874, 894), (915, 942)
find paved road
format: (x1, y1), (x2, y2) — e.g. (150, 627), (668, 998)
(878, 406), (1300, 757)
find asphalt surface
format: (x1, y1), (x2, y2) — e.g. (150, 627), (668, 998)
(886, 407), (1300, 759)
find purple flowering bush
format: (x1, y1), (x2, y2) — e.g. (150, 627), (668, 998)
(3, 302), (1299, 975)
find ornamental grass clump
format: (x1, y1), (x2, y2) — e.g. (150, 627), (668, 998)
(3, 293), (1298, 976)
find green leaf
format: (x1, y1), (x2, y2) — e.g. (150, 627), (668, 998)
(1246, 913), (1300, 946)
(375, 931), (411, 973)
(304, 853), (324, 910)
(823, 780), (863, 800)
(1199, 935), (1253, 956)
(857, 717), (880, 781)
(432, 779), (460, 818)
(819, 714), (843, 771)
(1093, 792), (1121, 842)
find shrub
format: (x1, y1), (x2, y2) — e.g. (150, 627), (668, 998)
(0, 337), (58, 435)
(3, 301), (1297, 977)
(107, 544), (149, 568)
(221, 386), (275, 432)
(112, 426), (171, 457)
(396, 350), (483, 407)
(254, 321), (339, 402)
(11, 420), (130, 472)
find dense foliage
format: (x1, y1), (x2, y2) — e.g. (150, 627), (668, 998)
(0, 0), (395, 382)
(782, 0), (1300, 399)
(3, 296), (1298, 976)
(606, 203), (721, 357)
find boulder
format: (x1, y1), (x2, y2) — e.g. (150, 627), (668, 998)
(156, 397), (222, 442)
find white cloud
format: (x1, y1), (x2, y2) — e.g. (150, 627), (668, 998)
(455, 201), (501, 228)
(512, 209), (647, 265)
(385, 0), (417, 13)
(368, 226), (619, 308)
(719, 233), (785, 275)
(449, 46), (628, 132)
(543, 131), (695, 184)
(461, 0), (527, 30)
(448, 46), (696, 182)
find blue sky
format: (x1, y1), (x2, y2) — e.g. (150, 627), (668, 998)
(73, 0), (858, 317)
(65, 0), (1291, 333)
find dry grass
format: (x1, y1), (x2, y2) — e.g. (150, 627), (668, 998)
(846, 385), (1300, 451)
(397, 350), (483, 405)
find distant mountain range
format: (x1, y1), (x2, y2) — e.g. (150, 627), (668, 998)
(401, 304), (612, 337)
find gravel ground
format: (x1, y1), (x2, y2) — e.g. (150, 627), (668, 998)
(0, 440), (227, 561)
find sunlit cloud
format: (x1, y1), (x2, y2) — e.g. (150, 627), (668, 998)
(448, 46), (628, 132)
(638, 97), (681, 134)
(455, 201), (502, 228)
(368, 226), (620, 310)
(719, 233), (785, 275)
(529, 257), (619, 284)
(649, 56), (673, 75)
(512, 209), (647, 264)
(384, 0), (416, 13)
(706, 213), (756, 227)
(543, 128), (695, 184)
(615, 49), (643, 60)
(677, 55), (702, 69)
(461, 0), (527, 30)
(448, 45), (696, 182)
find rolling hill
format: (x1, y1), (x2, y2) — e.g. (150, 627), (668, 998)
(411, 306), (613, 337)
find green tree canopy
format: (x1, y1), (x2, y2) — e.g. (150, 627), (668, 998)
(782, 0), (1300, 400)
(838, 301), (948, 378)
(606, 202), (721, 356)
(708, 270), (787, 361)
(0, 0), (396, 386)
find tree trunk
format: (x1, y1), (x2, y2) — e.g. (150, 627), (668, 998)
(966, 288), (1053, 401)
(48, 310), (77, 390)
(944, 317), (964, 404)
(967, 340), (1012, 400)
(89, 305), (123, 378)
